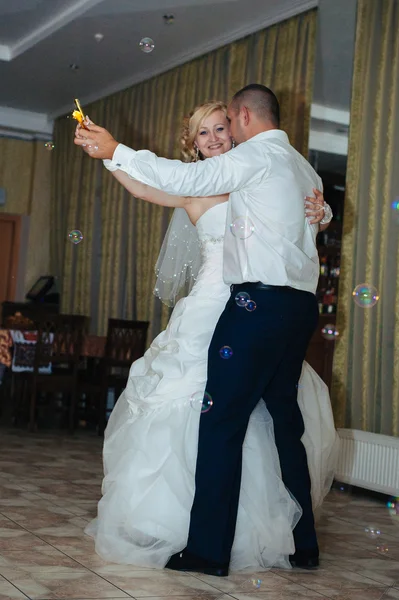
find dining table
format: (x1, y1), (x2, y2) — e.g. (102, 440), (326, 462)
(0, 328), (107, 372)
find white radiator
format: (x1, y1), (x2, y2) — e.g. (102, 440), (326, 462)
(336, 428), (399, 496)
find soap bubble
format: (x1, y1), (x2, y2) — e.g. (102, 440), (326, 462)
(235, 291), (250, 307)
(352, 284), (379, 308)
(364, 527), (381, 539)
(230, 216), (254, 239)
(44, 141), (54, 151)
(68, 230), (83, 245)
(387, 497), (399, 516)
(252, 579), (262, 589)
(139, 37), (155, 53)
(321, 324), (339, 340)
(245, 300), (257, 312)
(190, 391), (213, 413)
(377, 544), (389, 554)
(219, 346), (233, 359)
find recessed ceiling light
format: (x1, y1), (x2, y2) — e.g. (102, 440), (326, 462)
(94, 32), (104, 42)
(69, 63), (79, 70)
(163, 14), (174, 24)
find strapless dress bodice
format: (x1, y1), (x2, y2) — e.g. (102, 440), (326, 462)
(195, 203), (227, 262)
(196, 202), (227, 243)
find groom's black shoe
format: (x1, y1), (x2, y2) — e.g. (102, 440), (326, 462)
(165, 549), (229, 577)
(289, 548), (319, 569)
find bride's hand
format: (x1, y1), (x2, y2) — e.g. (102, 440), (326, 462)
(305, 189), (325, 225)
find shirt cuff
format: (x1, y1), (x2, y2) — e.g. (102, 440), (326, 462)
(102, 144), (137, 172)
(102, 159), (118, 172)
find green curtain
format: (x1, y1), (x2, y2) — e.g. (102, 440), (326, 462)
(332, 0), (399, 436)
(51, 9), (317, 341)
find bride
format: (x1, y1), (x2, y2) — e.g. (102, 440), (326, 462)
(84, 101), (339, 571)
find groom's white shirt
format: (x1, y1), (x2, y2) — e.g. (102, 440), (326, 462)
(104, 130), (322, 294)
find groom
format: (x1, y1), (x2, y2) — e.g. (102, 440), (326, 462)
(75, 84), (322, 574)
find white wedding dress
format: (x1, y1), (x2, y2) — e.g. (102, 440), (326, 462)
(86, 202), (339, 571)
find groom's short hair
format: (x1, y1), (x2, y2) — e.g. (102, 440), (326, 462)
(232, 84), (280, 127)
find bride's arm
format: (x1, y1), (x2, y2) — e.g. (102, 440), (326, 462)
(111, 169), (190, 208)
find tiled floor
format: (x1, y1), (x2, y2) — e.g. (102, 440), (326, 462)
(0, 429), (398, 600)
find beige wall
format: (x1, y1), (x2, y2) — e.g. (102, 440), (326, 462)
(0, 137), (51, 294)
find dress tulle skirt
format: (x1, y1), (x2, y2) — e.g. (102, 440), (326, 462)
(85, 286), (339, 571)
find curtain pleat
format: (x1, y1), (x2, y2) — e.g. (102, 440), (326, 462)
(332, 0), (399, 436)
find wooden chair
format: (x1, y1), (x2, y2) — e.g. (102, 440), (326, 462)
(15, 314), (88, 431)
(1, 315), (36, 425)
(79, 318), (149, 435)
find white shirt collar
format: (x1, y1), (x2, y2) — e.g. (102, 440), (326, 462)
(247, 129), (290, 145)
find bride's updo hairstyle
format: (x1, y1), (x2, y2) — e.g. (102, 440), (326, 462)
(180, 100), (228, 162)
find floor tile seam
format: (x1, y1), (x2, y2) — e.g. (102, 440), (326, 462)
(0, 563), (136, 599)
(185, 572), (251, 596)
(323, 553), (399, 571)
(0, 513), (99, 573)
(0, 570), (33, 599)
(271, 565), (391, 591)
(0, 511), (81, 539)
(0, 506), (91, 522)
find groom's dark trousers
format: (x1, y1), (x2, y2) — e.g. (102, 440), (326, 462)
(186, 283), (319, 564)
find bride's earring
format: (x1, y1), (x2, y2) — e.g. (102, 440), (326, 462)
(231, 139), (236, 148)
(194, 146), (199, 161)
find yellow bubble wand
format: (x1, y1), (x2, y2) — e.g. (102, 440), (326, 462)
(72, 98), (88, 128)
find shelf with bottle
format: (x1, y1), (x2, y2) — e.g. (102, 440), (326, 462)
(317, 249), (341, 315)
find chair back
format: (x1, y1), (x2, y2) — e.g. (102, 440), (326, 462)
(34, 314), (88, 370)
(4, 312), (35, 330)
(104, 319), (149, 367)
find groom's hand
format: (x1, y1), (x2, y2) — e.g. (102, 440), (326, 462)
(74, 118), (119, 160)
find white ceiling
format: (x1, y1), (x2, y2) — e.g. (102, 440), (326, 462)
(0, 0), (357, 112)
(0, 0), (357, 158)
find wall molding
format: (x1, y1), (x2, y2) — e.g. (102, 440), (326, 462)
(0, 106), (53, 138)
(311, 104), (350, 126)
(309, 130), (348, 156)
(0, 0), (104, 62)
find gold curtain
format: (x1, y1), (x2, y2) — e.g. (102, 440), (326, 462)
(332, 0), (399, 436)
(52, 9), (317, 340)
(0, 138), (51, 292)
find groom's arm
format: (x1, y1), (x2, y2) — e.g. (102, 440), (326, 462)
(104, 142), (270, 197)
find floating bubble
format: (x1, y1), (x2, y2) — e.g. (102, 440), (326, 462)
(44, 141), (54, 151)
(219, 346), (233, 359)
(352, 284), (379, 308)
(387, 497), (399, 516)
(364, 527), (381, 539)
(321, 324), (339, 341)
(245, 300), (257, 312)
(235, 291), (250, 307)
(139, 37), (155, 53)
(377, 544), (389, 554)
(230, 216), (254, 239)
(392, 198), (399, 213)
(94, 32), (104, 42)
(252, 579), (262, 589)
(68, 229), (83, 245)
(190, 391), (213, 414)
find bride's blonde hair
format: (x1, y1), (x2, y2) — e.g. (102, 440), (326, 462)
(181, 100), (228, 162)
